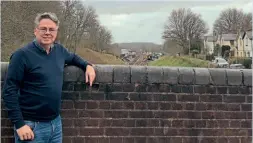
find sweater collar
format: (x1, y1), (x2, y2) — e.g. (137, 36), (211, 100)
(33, 39), (54, 53)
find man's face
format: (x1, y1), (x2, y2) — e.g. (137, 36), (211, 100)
(34, 18), (58, 46)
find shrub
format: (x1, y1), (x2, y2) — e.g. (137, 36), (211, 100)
(206, 54), (215, 61)
(230, 57), (252, 69)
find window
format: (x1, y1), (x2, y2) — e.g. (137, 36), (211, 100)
(230, 40), (234, 46)
(231, 51), (234, 56)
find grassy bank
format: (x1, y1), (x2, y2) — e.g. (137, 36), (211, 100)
(2, 46), (124, 65)
(76, 48), (125, 65)
(148, 56), (210, 67)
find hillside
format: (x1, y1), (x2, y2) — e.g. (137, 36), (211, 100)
(75, 48), (125, 65)
(148, 56), (210, 67)
(1, 46), (125, 65)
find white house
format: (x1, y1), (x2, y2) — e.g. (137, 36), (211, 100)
(220, 34), (237, 57)
(235, 31), (245, 57)
(242, 30), (252, 58)
(203, 35), (215, 54)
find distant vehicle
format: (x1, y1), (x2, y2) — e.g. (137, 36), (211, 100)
(212, 57), (229, 68)
(147, 55), (152, 60)
(229, 64), (245, 69)
(146, 52), (164, 61)
(120, 49), (129, 57)
(152, 55), (159, 59)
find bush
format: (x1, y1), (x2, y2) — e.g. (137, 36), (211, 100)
(230, 57), (252, 69)
(243, 58), (252, 69)
(206, 54), (215, 61)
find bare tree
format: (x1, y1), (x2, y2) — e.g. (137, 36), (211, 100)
(98, 26), (112, 50)
(86, 22), (100, 50)
(58, 0), (78, 45)
(1, 1), (62, 61)
(59, 0), (82, 51)
(87, 24), (112, 51)
(162, 8), (208, 54)
(242, 12), (252, 31)
(74, 5), (99, 51)
(59, 0), (110, 52)
(213, 8), (251, 34)
(1, 0), (114, 61)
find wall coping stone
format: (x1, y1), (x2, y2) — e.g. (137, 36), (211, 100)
(1, 62), (252, 86)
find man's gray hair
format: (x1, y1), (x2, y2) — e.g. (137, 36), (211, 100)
(34, 12), (60, 27)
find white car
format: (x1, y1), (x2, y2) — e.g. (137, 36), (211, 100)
(229, 64), (245, 69)
(212, 57), (229, 68)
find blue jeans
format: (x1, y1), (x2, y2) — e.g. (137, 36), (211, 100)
(14, 115), (62, 143)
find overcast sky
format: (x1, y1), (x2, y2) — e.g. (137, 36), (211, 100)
(83, 0), (252, 44)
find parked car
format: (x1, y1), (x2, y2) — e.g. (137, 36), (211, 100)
(212, 57), (229, 68)
(229, 64), (245, 69)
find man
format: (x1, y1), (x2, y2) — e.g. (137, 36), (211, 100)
(2, 12), (96, 143)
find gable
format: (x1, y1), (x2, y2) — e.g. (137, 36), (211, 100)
(242, 31), (252, 40)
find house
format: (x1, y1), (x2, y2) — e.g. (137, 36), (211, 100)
(216, 33), (237, 57)
(235, 31), (245, 57)
(203, 35), (215, 54)
(242, 30), (252, 58)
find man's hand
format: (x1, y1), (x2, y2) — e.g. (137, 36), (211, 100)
(86, 65), (96, 86)
(16, 125), (34, 141)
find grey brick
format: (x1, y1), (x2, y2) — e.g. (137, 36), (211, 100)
(63, 66), (85, 82)
(94, 65), (113, 83)
(241, 69), (252, 86)
(147, 66), (163, 83)
(163, 67), (178, 84)
(226, 69), (243, 86)
(194, 68), (211, 85)
(131, 66), (147, 83)
(1, 62), (8, 81)
(113, 65), (130, 83)
(178, 68), (194, 84)
(209, 68), (227, 85)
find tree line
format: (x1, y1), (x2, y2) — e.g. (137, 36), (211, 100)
(162, 8), (252, 54)
(1, 0), (112, 61)
(2, 1), (252, 61)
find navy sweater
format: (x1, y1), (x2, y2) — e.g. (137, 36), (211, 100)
(2, 40), (91, 129)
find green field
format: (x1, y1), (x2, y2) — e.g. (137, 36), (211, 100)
(148, 56), (210, 67)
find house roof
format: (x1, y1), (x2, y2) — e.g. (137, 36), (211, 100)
(242, 30), (252, 40)
(221, 34), (237, 41)
(236, 31), (244, 38)
(234, 31), (245, 40)
(206, 36), (214, 42)
(200, 36), (205, 40)
(246, 31), (252, 40)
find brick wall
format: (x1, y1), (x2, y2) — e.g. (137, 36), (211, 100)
(1, 62), (252, 143)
